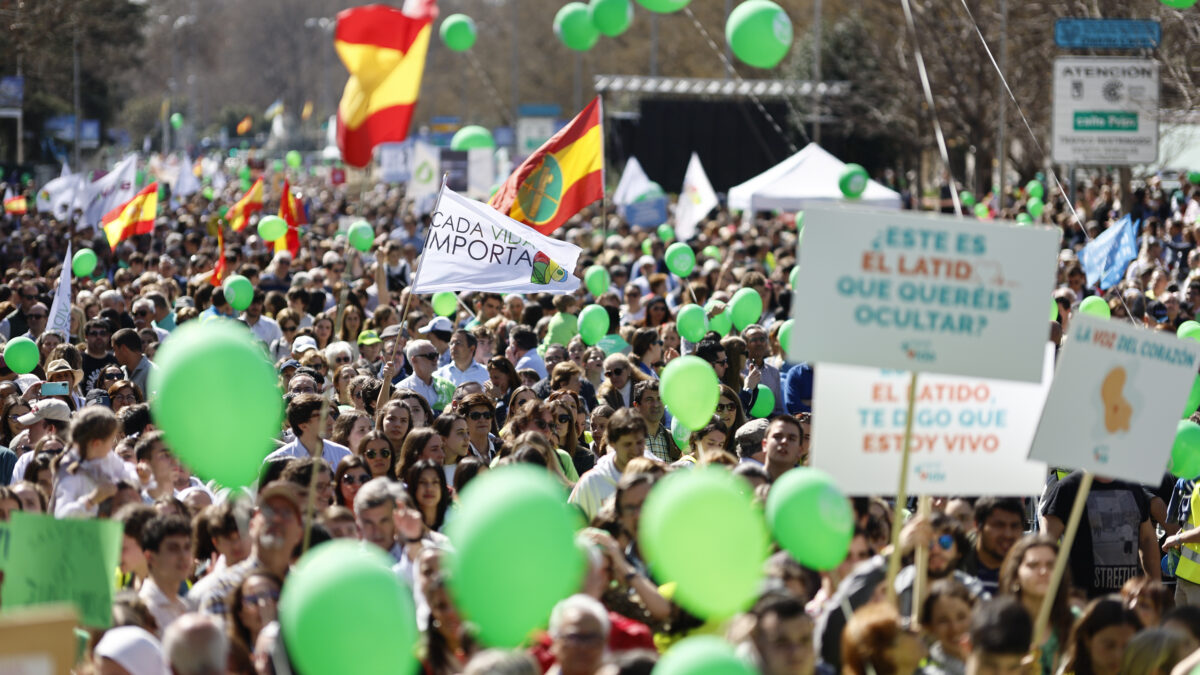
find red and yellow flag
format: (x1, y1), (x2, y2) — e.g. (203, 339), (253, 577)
(236, 116), (253, 135)
(227, 177), (264, 231)
(102, 183), (158, 248)
(3, 196), (27, 215)
(212, 223), (227, 287)
(334, 4), (431, 168)
(274, 179), (305, 257)
(489, 97), (604, 236)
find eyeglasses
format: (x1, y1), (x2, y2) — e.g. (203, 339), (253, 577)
(557, 414), (572, 425)
(712, 358), (728, 366)
(932, 534), (954, 550)
(604, 368), (625, 377)
(364, 448), (392, 459)
(467, 410), (493, 421)
(243, 590), (281, 606)
(716, 403), (737, 413)
(415, 353), (438, 361)
(342, 473), (372, 485)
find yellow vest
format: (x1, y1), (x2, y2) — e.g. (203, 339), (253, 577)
(1176, 485), (1200, 585)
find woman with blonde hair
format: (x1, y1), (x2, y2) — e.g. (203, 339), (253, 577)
(1118, 628), (1197, 675)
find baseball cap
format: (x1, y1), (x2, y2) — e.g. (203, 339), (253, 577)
(358, 330), (382, 346)
(380, 324), (402, 340)
(419, 316), (453, 334)
(258, 481), (303, 519)
(174, 296), (196, 310)
(85, 388), (112, 408)
(734, 418), (770, 452)
(277, 359), (302, 374)
(636, 255), (656, 269)
(18, 398), (71, 425)
(93, 626), (166, 675)
(291, 335), (318, 354)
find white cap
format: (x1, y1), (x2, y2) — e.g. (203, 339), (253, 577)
(291, 335), (318, 354)
(94, 626), (167, 675)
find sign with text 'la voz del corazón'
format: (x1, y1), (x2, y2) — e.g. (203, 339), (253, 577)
(791, 205), (1059, 382)
(811, 344), (1053, 496)
(1029, 316), (1200, 485)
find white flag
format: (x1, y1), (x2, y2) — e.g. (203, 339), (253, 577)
(37, 173), (85, 220)
(675, 153), (718, 241)
(612, 157), (652, 213)
(48, 243), (72, 338)
(174, 155), (200, 197)
(60, 162), (71, 178)
(407, 141), (440, 213)
(80, 154), (138, 229)
(413, 187), (581, 295)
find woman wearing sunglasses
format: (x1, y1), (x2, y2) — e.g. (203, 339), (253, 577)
(503, 399), (578, 484)
(334, 455), (372, 511)
(354, 430), (397, 479)
(715, 385), (747, 454)
(270, 308), (303, 363)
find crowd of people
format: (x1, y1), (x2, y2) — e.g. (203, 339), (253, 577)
(0, 161), (1198, 675)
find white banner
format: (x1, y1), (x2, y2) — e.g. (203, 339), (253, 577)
(811, 344), (1054, 496)
(80, 154), (138, 229)
(1029, 316), (1200, 484)
(174, 155), (200, 197)
(47, 243), (72, 338)
(36, 173), (84, 221)
(413, 187), (581, 295)
(675, 152), (718, 241)
(407, 141), (440, 214)
(613, 157), (652, 211)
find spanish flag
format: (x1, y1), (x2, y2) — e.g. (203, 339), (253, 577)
(102, 183), (158, 248)
(227, 177), (264, 231)
(274, 179), (305, 257)
(3, 195), (27, 215)
(212, 223), (227, 287)
(335, 5), (431, 168)
(489, 97), (604, 236)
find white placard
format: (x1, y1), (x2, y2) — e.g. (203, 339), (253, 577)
(811, 344), (1054, 496)
(791, 205), (1059, 382)
(1052, 57), (1159, 165)
(1029, 316), (1200, 484)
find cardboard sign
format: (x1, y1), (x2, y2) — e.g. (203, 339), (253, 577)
(811, 344), (1054, 496)
(0, 606), (80, 675)
(1, 512), (122, 628)
(1029, 316), (1200, 484)
(791, 205), (1059, 382)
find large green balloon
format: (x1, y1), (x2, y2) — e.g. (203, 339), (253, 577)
(838, 163), (868, 199)
(1026, 180), (1044, 200)
(1178, 321), (1200, 342)
(778, 318), (795, 359)
(3, 337), (39, 374)
(149, 321), (283, 487)
(578, 304), (610, 346)
(447, 465), (585, 646)
(729, 287), (763, 331)
(1078, 296), (1110, 320)
(705, 300), (733, 337)
(726, 0), (793, 69)
(675, 304), (708, 343)
(1188, 170), (1200, 184)
(223, 275), (254, 312)
(789, 265), (800, 290)
(589, 0), (633, 36)
(439, 13), (478, 51)
(584, 265), (610, 297)
(348, 220), (374, 252)
(280, 541), (418, 675)
(286, 150), (302, 168)
(72, 248), (98, 278)
(635, 0), (690, 12)
(1170, 421), (1200, 480)
(664, 242), (695, 277)
(1027, 196), (1045, 219)
(654, 636), (758, 675)
(450, 125), (494, 151)
(749, 384), (775, 418)
(554, 3), (600, 51)
(639, 468), (768, 618)
(660, 355), (720, 430)
(1183, 375), (1200, 420)
(257, 215), (287, 242)
(433, 292), (458, 317)
(766, 467), (854, 570)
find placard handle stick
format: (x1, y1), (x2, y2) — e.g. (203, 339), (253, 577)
(302, 395), (333, 553)
(885, 371), (920, 606)
(1032, 470), (1092, 651)
(911, 494), (932, 625)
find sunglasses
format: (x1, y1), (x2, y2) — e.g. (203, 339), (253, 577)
(467, 410), (493, 421)
(335, 356), (351, 364)
(557, 414), (572, 424)
(282, 324), (297, 332)
(932, 534), (954, 550)
(342, 473), (371, 485)
(134, 310), (151, 317)
(364, 448), (392, 459)
(532, 419), (550, 430)
(243, 590), (281, 605)
(86, 330), (109, 337)
(716, 403), (737, 413)
(604, 368), (625, 377)
(415, 353), (438, 361)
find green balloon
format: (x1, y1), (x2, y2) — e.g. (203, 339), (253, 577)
(1178, 321), (1200, 342)
(729, 287), (763, 331)
(1026, 180), (1044, 200)
(705, 300), (733, 337)
(589, 0), (633, 37)
(702, 245), (720, 259)
(238, 165), (251, 180)
(657, 223), (675, 242)
(202, 186), (214, 200)
(959, 190), (976, 208)
(1183, 375), (1200, 420)
(639, 468), (768, 618)
(272, 159), (285, 173)
(675, 304), (708, 342)
(749, 384), (775, 418)
(1078, 296), (1110, 320)
(170, 112), (184, 130)
(1051, 298), (1059, 322)
(584, 265), (610, 297)
(450, 125), (494, 151)
(1188, 171), (1200, 184)
(348, 220), (374, 252)
(665, 242), (695, 277)
(257, 215), (287, 242)
(789, 265), (800, 289)
(3, 337), (39, 374)
(660, 355), (720, 430)
(72, 248), (98, 278)
(766, 467), (854, 570)
(1028, 196), (1045, 219)
(285, 150), (302, 168)
(838, 163), (868, 199)
(432, 292), (458, 317)
(447, 465), (585, 646)
(778, 318), (795, 356)
(1016, 213), (1033, 226)
(641, 238), (653, 256)
(726, 0), (793, 69)
(439, 13), (478, 52)
(654, 636), (758, 675)
(280, 541), (418, 675)
(670, 417), (691, 450)
(554, 3), (600, 51)
(1170, 421), (1200, 479)
(635, 0), (690, 13)
(578, 304), (610, 346)
(974, 203), (990, 219)
(222, 275), (254, 312)
(149, 321), (283, 487)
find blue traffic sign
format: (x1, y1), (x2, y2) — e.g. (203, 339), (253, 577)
(1054, 19), (1161, 50)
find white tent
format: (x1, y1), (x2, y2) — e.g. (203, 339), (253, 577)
(727, 143), (902, 212)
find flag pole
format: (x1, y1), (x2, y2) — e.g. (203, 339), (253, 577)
(1031, 471), (1093, 657)
(885, 371), (919, 606)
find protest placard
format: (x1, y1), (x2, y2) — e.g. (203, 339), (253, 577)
(811, 344), (1053, 495)
(791, 205), (1059, 382)
(0, 605), (79, 675)
(2, 512), (122, 628)
(1029, 316), (1200, 483)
